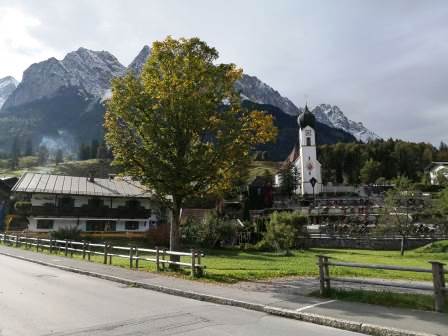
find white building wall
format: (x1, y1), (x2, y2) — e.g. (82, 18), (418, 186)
(297, 125), (322, 195)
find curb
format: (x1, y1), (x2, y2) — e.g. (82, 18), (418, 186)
(0, 250), (439, 336)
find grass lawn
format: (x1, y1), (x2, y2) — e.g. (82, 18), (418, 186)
(199, 245), (448, 283)
(9, 241), (447, 284)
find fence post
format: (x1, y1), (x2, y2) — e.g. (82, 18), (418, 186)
(103, 242), (108, 264)
(191, 249), (196, 277)
(129, 247), (133, 269)
(109, 244), (113, 265)
(135, 247), (139, 269)
(82, 240), (86, 259)
(196, 251), (203, 277)
(162, 248), (166, 271)
(155, 246), (160, 272)
(15, 235), (18, 247)
(70, 241), (74, 257)
(3, 233), (6, 244)
(49, 239), (53, 254)
(64, 239), (68, 256)
(430, 261), (446, 312)
(36, 238), (40, 252)
(318, 255), (326, 295)
(87, 242), (91, 261)
(323, 256), (331, 291)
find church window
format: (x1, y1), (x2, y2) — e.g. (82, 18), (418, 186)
(306, 137), (311, 146)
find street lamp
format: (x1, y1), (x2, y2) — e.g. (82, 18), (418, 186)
(310, 177), (317, 206)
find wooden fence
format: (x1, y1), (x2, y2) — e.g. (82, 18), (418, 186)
(0, 233), (205, 277)
(317, 255), (447, 312)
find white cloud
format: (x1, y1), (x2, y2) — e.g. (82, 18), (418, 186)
(0, 6), (60, 80)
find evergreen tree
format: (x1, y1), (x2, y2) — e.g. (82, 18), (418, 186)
(9, 136), (21, 169)
(55, 149), (64, 164)
(360, 159), (382, 184)
(96, 141), (108, 159)
(90, 139), (99, 159)
(78, 143), (91, 160)
(37, 146), (49, 165)
(279, 162), (298, 198)
(24, 138), (33, 156)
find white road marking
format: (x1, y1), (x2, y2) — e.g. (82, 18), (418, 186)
(296, 300), (336, 312)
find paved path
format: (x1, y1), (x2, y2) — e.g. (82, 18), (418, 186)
(0, 254), (362, 336)
(0, 245), (446, 336)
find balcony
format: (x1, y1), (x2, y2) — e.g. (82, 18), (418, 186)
(30, 205), (152, 219)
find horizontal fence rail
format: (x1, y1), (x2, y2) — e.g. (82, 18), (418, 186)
(317, 255), (447, 312)
(0, 233), (205, 277)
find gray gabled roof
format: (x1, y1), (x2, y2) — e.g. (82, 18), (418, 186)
(12, 173), (154, 198)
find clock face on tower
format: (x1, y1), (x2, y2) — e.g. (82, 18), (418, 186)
(307, 161), (314, 171)
(305, 130), (312, 136)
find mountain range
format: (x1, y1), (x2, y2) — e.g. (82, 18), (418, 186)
(0, 45), (379, 159)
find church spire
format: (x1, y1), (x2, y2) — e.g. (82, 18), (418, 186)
(298, 104), (315, 129)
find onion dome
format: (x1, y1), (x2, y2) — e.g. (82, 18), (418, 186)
(298, 104), (316, 129)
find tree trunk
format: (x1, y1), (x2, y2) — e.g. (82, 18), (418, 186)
(400, 236), (406, 256)
(169, 197), (182, 269)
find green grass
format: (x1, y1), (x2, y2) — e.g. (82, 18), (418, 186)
(0, 159), (117, 178)
(312, 288), (447, 313)
(4, 241), (448, 284)
(199, 246), (448, 283)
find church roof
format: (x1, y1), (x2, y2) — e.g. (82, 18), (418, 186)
(298, 105), (316, 129)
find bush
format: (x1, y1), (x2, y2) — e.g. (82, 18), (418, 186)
(50, 226), (82, 240)
(144, 223), (170, 247)
(264, 211), (308, 255)
(181, 212), (237, 248)
(241, 239), (273, 252)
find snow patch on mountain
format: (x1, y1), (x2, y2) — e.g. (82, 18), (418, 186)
(0, 76), (18, 108)
(302, 104), (380, 142)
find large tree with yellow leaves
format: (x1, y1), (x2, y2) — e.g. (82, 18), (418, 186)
(105, 37), (277, 252)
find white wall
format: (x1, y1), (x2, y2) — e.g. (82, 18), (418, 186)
(27, 216), (159, 232)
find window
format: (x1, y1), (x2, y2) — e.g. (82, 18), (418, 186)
(306, 137), (311, 146)
(88, 198), (105, 208)
(37, 219), (54, 230)
(58, 197), (74, 209)
(125, 221), (139, 230)
(126, 199), (141, 208)
(86, 220), (116, 231)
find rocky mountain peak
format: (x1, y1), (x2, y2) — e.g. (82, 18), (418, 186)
(303, 104), (380, 142)
(128, 45), (151, 75)
(1, 48), (126, 111)
(235, 74), (300, 116)
(0, 76), (18, 108)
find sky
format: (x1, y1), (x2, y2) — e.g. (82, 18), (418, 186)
(0, 0), (447, 145)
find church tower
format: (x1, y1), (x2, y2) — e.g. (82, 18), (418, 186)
(294, 105), (322, 195)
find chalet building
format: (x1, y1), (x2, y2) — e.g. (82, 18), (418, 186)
(11, 173), (167, 233)
(426, 162), (448, 185)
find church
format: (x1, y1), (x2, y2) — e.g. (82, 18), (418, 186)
(275, 105), (322, 196)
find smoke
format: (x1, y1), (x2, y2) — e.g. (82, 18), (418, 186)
(39, 129), (76, 156)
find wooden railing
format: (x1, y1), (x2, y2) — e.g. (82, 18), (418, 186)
(317, 255), (447, 312)
(0, 233), (205, 277)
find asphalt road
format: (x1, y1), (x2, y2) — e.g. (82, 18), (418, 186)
(0, 254), (363, 336)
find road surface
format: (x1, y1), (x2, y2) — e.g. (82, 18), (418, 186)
(0, 254), (362, 336)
